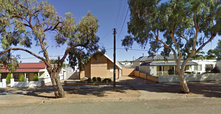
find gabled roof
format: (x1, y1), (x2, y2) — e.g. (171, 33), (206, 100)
(103, 53), (122, 69)
(140, 61), (197, 66)
(135, 54), (186, 62)
(0, 63), (46, 73)
(91, 49), (122, 69)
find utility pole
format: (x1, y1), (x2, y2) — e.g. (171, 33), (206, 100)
(113, 28), (116, 91)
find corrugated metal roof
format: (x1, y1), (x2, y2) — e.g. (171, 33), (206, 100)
(0, 63), (46, 73)
(135, 54), (187, 62)
(140, 61), (198, 66)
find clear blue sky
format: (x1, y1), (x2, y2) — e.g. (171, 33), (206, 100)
(14, 0), (220, 63)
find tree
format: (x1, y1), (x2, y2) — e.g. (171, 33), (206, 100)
(6, 73), (12, 84)
(213, 40), (221, 59)
(205, 49), (216, 59)
(122, 0), (221, 93)
(20, 75), (25, 82)
(33, 74), (39, 81)
(191, 51), (205, 59)
(0, 0), (102, 98)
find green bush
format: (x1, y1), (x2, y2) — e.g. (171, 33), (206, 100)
(102, 78), (111, 83)
(92, 77), (97, 82)
(6, 73), (12, 84)
(33, 74), (39, 81)
(19, 75), (25, 82)
(85, 78), (91, 82)
(97, 77), (101, 82)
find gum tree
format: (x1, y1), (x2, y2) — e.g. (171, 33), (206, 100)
(0, 0), (101, 98)
(122, 0), (221, 93)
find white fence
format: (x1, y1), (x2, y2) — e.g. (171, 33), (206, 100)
(0, 79), (6, 88)
(158, 73), (221, 83)
(10, 78), (43, 87)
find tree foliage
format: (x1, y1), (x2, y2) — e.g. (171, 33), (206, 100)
(19, 74), (25, 82)
(0, 0), (103, 98)
(123, 0), (221, 93)
(213, 40), (221, 59)
(6, 73), (12, 84)
(33, 74), (39, 81)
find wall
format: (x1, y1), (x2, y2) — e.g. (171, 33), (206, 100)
(150, 66), (156, 75)
(132, 61), (140, 68)
(0, 79), (6, 88)
(80, 55), (120, 79)
(140, 66), (149, 74)
(158, 73), (221, 83)
(134, 71), (140, 77)
(107, 59), (119, 79)
(85, 63), (91, 78)
(91, 55), (108, 78)
(122, 67), (134, 76)
(133, 70), (158, 82)
(10, 78), (43, 87)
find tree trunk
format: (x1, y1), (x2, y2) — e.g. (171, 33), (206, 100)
(48, 69), (65, 98)
(177, 72), (190, 93)
(51, 75), (59, 97)
(54, 72), (65, 98)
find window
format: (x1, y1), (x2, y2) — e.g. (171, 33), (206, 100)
(194, 65), (202, 71)
(159, 66), (164, 71)
(199, 65), (202, 70)
(13, 73), (19, 79)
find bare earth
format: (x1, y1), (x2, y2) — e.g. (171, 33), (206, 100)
(1, 76), (221, 106)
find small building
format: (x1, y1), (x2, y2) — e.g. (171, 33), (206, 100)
(80, 53), (122, 80)
(134, 54), (198, 76)
(192, 59), (217, 74)
(0, 63), (66, 83)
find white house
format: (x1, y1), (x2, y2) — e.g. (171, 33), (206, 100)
(192, 59), (217, 74)
(134, 54), (199, 76)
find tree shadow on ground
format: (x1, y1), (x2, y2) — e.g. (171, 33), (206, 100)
(64, 86), (132, 97)
(0, 85), (134, 99)
(153, 82), (221, 98)
(125, 75), (221, 98)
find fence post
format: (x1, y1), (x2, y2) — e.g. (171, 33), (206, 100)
(2, 79), (6, 87)
(25, 78), (29, 87)
(10, 78), (14, 87)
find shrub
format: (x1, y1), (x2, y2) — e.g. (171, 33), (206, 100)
(6, 73), (12, 84)
(20, 75), (25, 82)
(33, 74), (39, 81)
(102, 78), (111, 83)
(97, 77), (101, 82)
(92, 77), (97, 82)
(85, 78), (91, 82)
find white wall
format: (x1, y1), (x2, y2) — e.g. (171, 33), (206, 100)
(158, 73), (221, 83)
(192, 60), (216, 74)
(132, 61), (141, 68)
(0, 79), (6, 88)
(10, 78), (43, 87)
(150, 66), (156, 76)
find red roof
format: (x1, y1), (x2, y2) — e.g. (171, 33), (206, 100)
(0, 63), (46, 73)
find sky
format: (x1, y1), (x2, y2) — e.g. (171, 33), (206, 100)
(12, 0), (221, 63)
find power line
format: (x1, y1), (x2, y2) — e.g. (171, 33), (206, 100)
(106, 48), (148, 51)
(115, 0), (123, 27)
(116, 0), (128, 30)
(99, 29), (112, 41)
(117, 7), (129, 38)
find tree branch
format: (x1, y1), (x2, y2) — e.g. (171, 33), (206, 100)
(0, 48), (46, 62)
(196, 33), (216, 53)
(59, 40), (90, 67)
